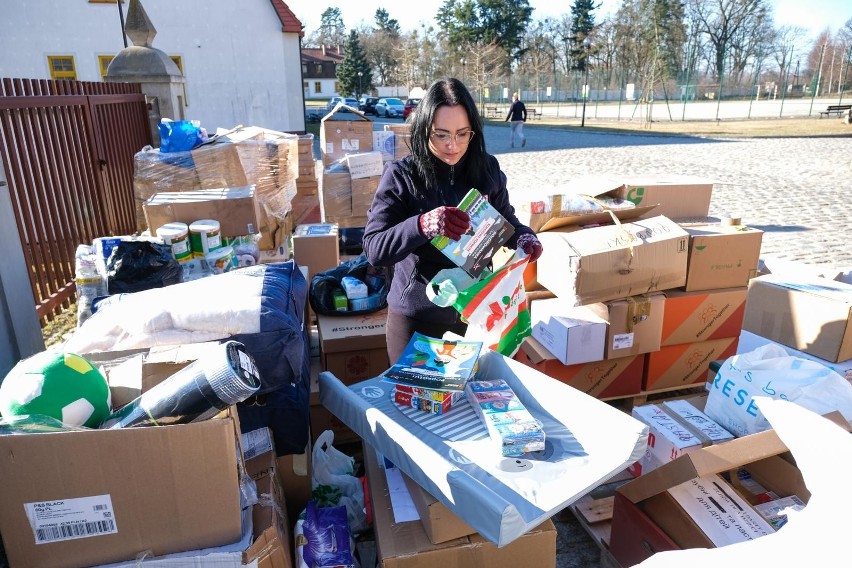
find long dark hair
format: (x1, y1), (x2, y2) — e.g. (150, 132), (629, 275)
(407, 77), (492, 196)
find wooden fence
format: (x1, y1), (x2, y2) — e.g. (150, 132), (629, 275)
(0, 78), (152, 324)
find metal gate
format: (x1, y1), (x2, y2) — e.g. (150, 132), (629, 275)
(0, 78), (151, 324)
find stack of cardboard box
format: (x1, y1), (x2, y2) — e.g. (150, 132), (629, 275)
(514, 176), (768, 400)
(133, 125), (301, 260)
(291, 133), (322, 229)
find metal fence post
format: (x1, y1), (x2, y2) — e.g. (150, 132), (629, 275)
(0, 164), (45, 378)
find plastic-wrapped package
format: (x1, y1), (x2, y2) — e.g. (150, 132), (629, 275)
(75, 244), (108, 327)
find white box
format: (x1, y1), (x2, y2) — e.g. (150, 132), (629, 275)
(372, 131), (395, 162)
(630, 404), (703, 476)
(530, 298), (607, 365)
(345, 151), (384, 179)
(660, 399), (734, 444)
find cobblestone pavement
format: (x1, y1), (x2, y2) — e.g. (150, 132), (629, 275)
(489, 124), (852, 267)
(482, 124), (851, 567)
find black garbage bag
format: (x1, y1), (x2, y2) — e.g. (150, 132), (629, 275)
(309, 254), (389, 316)
(106, 240), (182, 294)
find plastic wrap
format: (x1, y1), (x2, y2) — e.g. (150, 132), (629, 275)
(100, 340), (261, 428)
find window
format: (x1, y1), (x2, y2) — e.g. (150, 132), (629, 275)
(334, 81), (340, 93)
(303, 81), (309, 89)
(48, 56), (77, 80)
(170, 56), (183, 75)
(98, 55), (114, 78)
(315, 64), (322, 74)
(314, 82), (322, 94)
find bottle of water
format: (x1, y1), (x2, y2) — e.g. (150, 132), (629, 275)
(75, 244), (108, 327)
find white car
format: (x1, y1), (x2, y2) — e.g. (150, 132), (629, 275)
(375, 97), (405, 118)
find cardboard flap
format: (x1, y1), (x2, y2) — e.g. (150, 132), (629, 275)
(539, 203), (658, 232)
(322, 102), (369, 121)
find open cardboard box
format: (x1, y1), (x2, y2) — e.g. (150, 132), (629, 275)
(610, 410), (848, 567)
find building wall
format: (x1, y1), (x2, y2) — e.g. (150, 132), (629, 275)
(0, 0), (305, 133)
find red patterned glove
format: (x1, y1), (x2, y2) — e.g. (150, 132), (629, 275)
(419, 206), (471, 241)
(517, 233), (543, 262)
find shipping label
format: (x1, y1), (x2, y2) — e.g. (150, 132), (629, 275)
(25, 494), (117, 544)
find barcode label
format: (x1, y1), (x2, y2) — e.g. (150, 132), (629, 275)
(35, 519), (116, 543)
(25, 494), (118, 544)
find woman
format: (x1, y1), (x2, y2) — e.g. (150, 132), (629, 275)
(363, 77), (543, 363)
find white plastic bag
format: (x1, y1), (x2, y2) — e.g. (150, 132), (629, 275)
(311, 430), (367, 534)
(704, 344), (852, 437)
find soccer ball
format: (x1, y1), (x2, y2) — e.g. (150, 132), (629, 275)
(0, 351), (111, 428)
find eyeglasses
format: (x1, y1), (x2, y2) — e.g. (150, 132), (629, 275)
(430, 129), (475, 145)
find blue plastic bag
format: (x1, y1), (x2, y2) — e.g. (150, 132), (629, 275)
(158, 120), (203, 153)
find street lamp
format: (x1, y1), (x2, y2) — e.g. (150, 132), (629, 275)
(460, 58), (466, 82)
(357, 71), (363, 100)
(581, 37), (592, 127)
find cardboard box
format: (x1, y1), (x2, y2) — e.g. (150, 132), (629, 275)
(364, 444), (557, 568)
(373, 130), (395, 161)
(514, 336), (643, 399)
(245, 472), (294, 568)
(661, 287), (747, 346)
(622, 176), (714, 219)
(644, 337), (738, 391)
(317, 308), (389, 384)
(742, 275), (852, 363)
(320, 166), (353, 218)
(605, 292), (665, 359)
(682, 223), (763, 291)
(610, 427), (809, 567)
(737, 329), (852, 381)
(291, 223), (340, 283)
(320, 110), (373, 166)
(0, 412), (242, 568)
(351, 175), (378, 217)
(536, 215), (689, 306)
(530, 298), (607, 365)
(144, 186), (262, 238)
(401, 473), (477, 544)
(191, 127), (268, 189)
(276, 449), (312, 525)
(628, 404), (703, 477)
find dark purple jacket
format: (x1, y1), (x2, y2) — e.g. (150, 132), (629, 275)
(362, 152), (533, 325)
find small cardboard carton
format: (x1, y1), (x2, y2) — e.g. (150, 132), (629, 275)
(681, 223), (763, 291)
(628, 404), (704, 477)
(530, 298), (608, 365)
(605, 292), (665, 359)
(291, 223), (340, 285)
(622, 176), (714, 219)
(316, 307), (389, 386)
(644, 336), (739, 392)
(364, 444), (557, 568)
(536, 215), (689, 306)
(0, 357), (243, 568)
(401, 473), (477, 544)
(610, 427), (810, 567)
(320, 108), (373, 166)
(514, 336), (643, 399)
(742, 275), (852, 363)
(144, 186), (262, 238)
(661, 287), (747, 346)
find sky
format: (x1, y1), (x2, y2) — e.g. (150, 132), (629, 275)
(284, 0), (848, 43)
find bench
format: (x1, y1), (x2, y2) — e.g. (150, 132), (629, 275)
(527, 108), (541, 120)
(819, 104), (851, 118)
(485, 105), (500, 118)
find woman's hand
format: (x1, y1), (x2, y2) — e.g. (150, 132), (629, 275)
(517, 233), (543, 262)
(419, 206), (471, 240)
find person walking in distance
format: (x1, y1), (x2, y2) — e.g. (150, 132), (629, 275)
(505, 92), (527, 148)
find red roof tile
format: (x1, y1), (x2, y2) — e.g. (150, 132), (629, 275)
(270, 0), (303, 36)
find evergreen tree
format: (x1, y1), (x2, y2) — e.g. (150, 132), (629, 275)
(375, 8), (401, 36)
(316, 8), (347, 48)
(338, 30), (373, 98)
(569, 0), (598, 71)
(437, 0), (532, 62)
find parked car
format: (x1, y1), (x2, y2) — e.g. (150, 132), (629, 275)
(359, 96), (379, 115)
(326, 96), (360, 113)
(403, 98), (421, 119)
(375, 97), (405, 118)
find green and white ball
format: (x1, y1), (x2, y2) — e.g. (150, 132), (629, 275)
(0, 351), (111, 428)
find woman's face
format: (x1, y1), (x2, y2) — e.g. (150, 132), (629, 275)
(427, 104), (473, 167)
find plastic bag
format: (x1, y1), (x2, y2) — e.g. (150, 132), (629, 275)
(704, 343), (852, 437)
(106, 240), (182, 294)
(430, 251), (531, 357)
(295, 501), (357, 568)
(309, 254), (389, 316)
(311, 430), (367, 534)
(158, 119), (204, 153)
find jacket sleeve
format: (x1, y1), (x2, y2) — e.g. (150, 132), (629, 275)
(481, 156), (534, 249)
(521, 104), (527, 122)
(362, 162), (430, 267)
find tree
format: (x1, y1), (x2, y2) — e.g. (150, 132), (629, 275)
(312, 8), (347, 48)
(437, 0), (532, 66)
(374, 8), (401, 36)
(568, 0), (598, 71)
(687, 0), (773, 81)
(337, 30), (372, 98)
